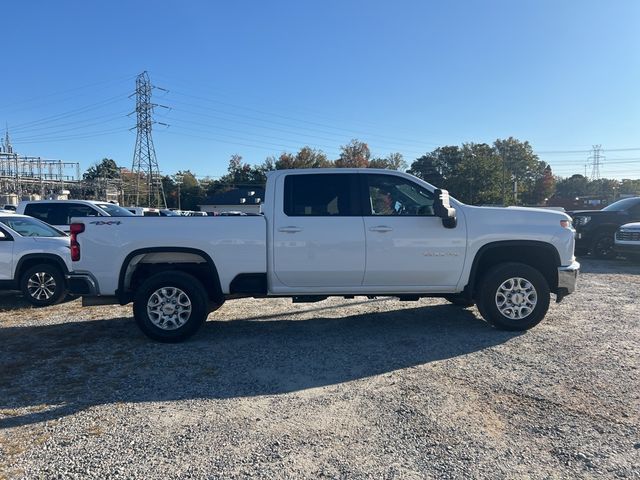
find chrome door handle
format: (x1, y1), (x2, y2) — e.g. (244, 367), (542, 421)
(369, 225), (393, 233)
(278, 226), (303, 233)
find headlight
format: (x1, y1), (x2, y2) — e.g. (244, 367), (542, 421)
(575, 216), (591, 226)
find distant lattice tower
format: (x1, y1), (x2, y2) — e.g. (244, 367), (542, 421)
(588, 145), (604, 181)
(130, 71), (167, 208)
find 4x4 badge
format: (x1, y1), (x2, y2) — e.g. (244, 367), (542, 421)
(89, 221), (121, 226)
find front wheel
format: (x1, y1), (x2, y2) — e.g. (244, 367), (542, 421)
(476, 262), (550, 331)
(591, 232), (616, 259)
(133, 271), (209, 342)
(20, 263), (67, 307)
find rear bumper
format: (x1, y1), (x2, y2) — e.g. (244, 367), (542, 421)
(66, 273), (99, 296)
(557, 261), (580, 299)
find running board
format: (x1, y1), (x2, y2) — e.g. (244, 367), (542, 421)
(292, 296), (328, 303)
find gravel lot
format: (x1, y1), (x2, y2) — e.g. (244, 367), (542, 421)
(1, 258), (639, 479)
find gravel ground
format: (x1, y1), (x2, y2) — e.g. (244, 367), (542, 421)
(0, 258), (639, 479)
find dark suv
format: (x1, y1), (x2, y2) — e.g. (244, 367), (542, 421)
(569, 197), (640, 258)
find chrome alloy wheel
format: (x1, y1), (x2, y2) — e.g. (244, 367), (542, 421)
(27, 272), (57, 300)
(495, 277), (537, 320)
(147, 287), (192, 330)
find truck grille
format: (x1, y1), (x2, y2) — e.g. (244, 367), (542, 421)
(616, 231), (640, 242)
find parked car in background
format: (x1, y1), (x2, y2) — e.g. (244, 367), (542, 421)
(17, 200), (134, 233)
(0, 214), (71, 306)
(614, 222), (640, 260)
(569, 197), (640, 258)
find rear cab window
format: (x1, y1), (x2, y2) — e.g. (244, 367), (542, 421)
(283, 174), (361, 216)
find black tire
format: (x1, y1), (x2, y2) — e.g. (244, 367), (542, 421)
(133, 271), (209, 342)
(20, 263), (67, 307)
(476, 262), (550, 331)
(591, 232), (616, 259)
(443, 294), (474, 308)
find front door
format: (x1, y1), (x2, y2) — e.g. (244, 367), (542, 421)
(273, 173), (365, 288)
(361, 173), (466, 288)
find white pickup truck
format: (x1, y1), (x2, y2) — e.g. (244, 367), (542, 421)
(67, 169), (580, 342)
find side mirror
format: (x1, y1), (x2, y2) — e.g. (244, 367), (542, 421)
(433, 189), (457, 229)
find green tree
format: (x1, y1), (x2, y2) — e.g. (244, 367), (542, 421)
(555, 174), (589, 198)
(619, 179), (640, 196)
(369, 152), (406, 170)
(493, 137), (545, 205)
(408, 146), (463, 187)
(457, 143), (503, 205)
(84, 158), (120, 180)
(174, 170), (204, 210)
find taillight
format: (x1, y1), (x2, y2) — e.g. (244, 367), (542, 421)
(70, 223), (85, 261)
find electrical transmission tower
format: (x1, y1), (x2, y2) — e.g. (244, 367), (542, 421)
(130, 71), (168, 207)
(588, 145), (604, 181)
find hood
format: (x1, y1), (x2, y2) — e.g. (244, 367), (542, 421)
(619, 222), (640, 230)
(567, 209), (614, 217)
(463, 204), (570, 224)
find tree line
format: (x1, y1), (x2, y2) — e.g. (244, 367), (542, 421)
(82, 137), (640, 209)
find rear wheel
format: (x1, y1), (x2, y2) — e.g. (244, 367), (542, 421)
(476, 262), (550, 331)
(133, 271), (209, 342)
(20, 263), (67, 307)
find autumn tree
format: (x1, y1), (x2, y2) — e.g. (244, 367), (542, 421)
(335, 139), (370, 168)
(275, 146), (332, 169)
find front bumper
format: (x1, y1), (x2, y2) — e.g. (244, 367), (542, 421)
(614, 243), (640, 256)
(557, 261), (580, 300)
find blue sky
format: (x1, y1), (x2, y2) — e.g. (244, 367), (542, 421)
(2, 0), (639, 179)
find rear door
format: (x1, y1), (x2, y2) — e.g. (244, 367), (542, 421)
(272, 173), (365, 287)
(361, 173), (466, 288)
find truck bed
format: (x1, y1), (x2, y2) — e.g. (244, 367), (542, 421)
(71, 216), (267, 295)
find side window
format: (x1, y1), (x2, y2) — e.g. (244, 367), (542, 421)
(64, 205), (100, 224)
(365, 174), (435, 216)
(629, 203), (640, 217)
(24, 204), (51, 223)
(283, 174), (360, 216)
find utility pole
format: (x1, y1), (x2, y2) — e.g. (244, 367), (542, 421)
(174, 173), (183, 210)
(130, 71), (169, 208)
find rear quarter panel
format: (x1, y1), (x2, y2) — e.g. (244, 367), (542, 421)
(72, 216), (266, 295)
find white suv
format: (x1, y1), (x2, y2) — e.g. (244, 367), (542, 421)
(17, 200), (133, 233)
(0, 214), (72, 306)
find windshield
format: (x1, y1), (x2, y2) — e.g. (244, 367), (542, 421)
(0, 216), (66, 237)
(602, 197), (640, 212)
(94, 203), (135, 216)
